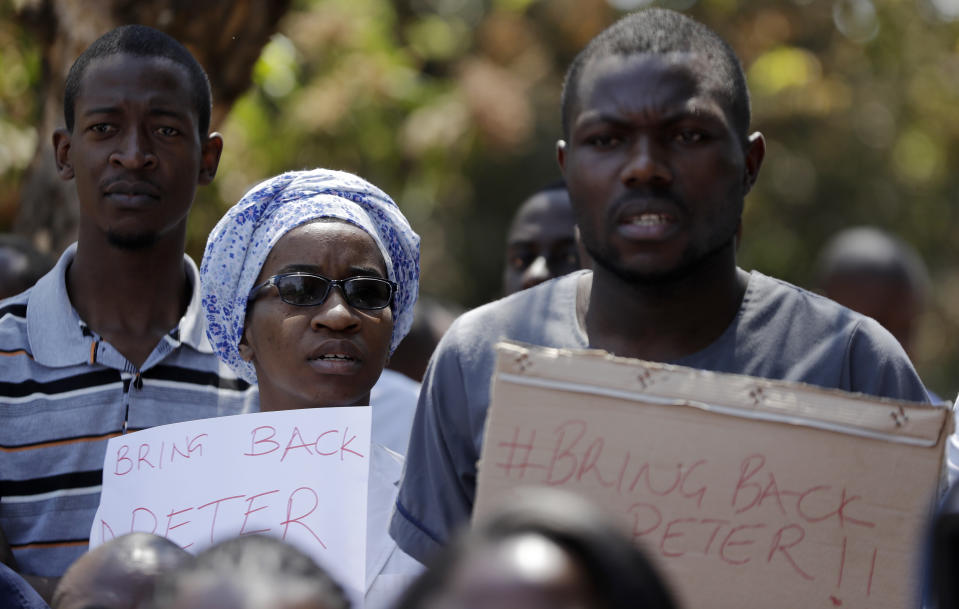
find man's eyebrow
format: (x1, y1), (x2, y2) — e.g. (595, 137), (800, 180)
(575, 112), (631, 128)
(82, 106), (120, 117)
(576, 106), (723, 129)
(670, 105), (726, 123)
(80, 107), (191, 122)
(150, 108), (190, 121)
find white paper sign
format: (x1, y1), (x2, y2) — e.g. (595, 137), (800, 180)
(91, 407), (372, 600)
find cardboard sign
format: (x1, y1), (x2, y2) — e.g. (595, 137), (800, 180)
(92, 407), (372, 601)
(475, 342), (951, 609)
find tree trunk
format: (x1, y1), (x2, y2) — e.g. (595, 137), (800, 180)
(13, 0), (290, 254)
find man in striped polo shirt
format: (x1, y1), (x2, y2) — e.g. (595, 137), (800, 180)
(0, 25), (258, 593)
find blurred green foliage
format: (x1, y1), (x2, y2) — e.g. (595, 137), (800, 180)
(4, 0), (959, 397)
(0, 1), (42, 226)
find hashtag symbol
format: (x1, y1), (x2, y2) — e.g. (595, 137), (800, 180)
(496, 426), (540, 479)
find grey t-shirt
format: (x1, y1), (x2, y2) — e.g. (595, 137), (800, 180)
(390, 269), (931, 562)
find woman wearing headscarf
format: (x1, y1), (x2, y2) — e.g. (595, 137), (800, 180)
(200, 168), (422, 608)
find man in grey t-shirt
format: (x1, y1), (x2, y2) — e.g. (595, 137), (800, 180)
(390, 8), (932, 563)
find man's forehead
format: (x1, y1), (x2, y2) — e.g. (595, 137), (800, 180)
(576, 51), (727, 116)
(511, 191), (574, 230)
(77, 53), (193, 106)
(519, 190), (572, 219)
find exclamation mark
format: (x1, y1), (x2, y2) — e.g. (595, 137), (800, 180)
(837, 536), (847, 588)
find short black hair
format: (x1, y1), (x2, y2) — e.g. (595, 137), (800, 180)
(63, 24), (212, 136)
(535, 178), (567, 196)
(560, 8), (751, 143)
(814, 226), (931, 300)
(395, 489), (677, 609)
(145, 535), (350, 609)
(52, 532), (193, 609)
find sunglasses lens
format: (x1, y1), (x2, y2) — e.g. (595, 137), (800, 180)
(344, 278), (393, 309)
(276, 275), (329, 306)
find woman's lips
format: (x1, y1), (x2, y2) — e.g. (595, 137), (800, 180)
(307, 344), (363, 375)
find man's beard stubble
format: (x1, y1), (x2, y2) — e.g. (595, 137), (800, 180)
(583, 221), (739, 287)
(106, 229), (159, 250)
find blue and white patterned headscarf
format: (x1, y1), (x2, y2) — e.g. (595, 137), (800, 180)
(200, 168), (420, 383)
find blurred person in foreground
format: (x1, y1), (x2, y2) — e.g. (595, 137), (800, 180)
(144, 535), (350, 609)
(201, 168), (423, 607)
(0, 234), (54, 300)
(502, 181), (583, 296)
(0, 562), (48, 609)
(923, 480), (959, 609)
(394, 488), (677, 609)
(0, 25), (256, 595)
(51, 533), (190, 609)
(391, 7), (931, 563)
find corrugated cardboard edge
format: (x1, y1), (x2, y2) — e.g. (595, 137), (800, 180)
(489, 340), (951, 448)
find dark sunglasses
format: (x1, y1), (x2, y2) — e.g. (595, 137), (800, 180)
(249, 272), (396, 310)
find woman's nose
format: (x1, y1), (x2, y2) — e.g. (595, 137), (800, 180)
(310, 286), (362, 332)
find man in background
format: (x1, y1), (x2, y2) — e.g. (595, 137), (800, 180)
(814, 225), (930, 365)
(502, 181), (584, 295)
(0, 25), (257, 593)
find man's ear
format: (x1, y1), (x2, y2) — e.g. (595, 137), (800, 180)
(743, 131), (765, 195)
(557, 139), (568, 174)
(198, 132), (224, 185)
(53, 129), (74, 180)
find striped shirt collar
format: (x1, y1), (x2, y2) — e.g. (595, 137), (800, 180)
(27, 243), (214, 367)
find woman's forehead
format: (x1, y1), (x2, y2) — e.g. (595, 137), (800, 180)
(264, 220), (387, 274)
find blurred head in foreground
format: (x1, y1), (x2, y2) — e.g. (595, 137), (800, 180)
(503, 182), (583, 296)
(815, 226), (930, 358)
(52, 532), (191, 609)
(145, 535), (350, 609)
(395, 488), (677, 609)
(924, 481), (959, 609)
